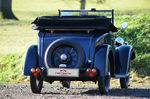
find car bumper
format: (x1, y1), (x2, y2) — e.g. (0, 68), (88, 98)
(41, 68), (99, 81)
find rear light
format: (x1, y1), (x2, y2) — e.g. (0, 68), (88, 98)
(31, 68), (41, 77)
(92, 69), (96, 73)
(87, 68), (97, 77)
(89, 73), (94, 77)
(87, 69), (91, 73)
(36, 68), (40, 73)
(31, 68), (35, 73)
(34, 72), (38, 77)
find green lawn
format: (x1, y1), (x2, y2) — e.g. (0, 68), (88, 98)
(12, 0), (150, 21)
(0, 0), (149, 57)
(0, 20), (37, 57)
(0, 0), (150, 83)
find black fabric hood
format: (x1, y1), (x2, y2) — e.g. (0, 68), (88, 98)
(32, 16), (118, 32)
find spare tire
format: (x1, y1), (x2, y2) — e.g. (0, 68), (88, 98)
(44, 38), (85, 68)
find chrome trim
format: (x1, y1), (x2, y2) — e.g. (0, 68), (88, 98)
(59, 64), (67, 68)
(115, 37), (124, 45)
(60, 54), (67, 61)
(105, 45), (111, 76)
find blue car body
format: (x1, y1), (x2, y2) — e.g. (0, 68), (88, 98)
(24, 9), (135, 89)
(24, 31), (135, 78)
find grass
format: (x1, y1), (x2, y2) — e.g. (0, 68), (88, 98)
(0, 0), (150, 83)
(0, 20), (37, 57)
(0, 52), (24, 82)
(0, 0), (149, 57)
(10, 0), (150, 21)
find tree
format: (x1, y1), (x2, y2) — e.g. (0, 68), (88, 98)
(97, 0), (106, 3)
(0, 0), (18, 20)
(80, 0), (106, 10)
(80, 0), (86, 9)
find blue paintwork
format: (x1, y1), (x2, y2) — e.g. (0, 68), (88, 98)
(38, 32), (96, 68)
(24, 45), (38, 76)
(24, 30), (134, 79)
(114, 45), (133, 77)
(24, 31), (112, 77)
(94, 44), (110, 77)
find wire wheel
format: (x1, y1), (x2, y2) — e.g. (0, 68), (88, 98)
(52, 46), (78, 68)
(44, 38), (85, 68)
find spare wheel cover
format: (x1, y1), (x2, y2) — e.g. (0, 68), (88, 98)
(44, 38), (85, 68)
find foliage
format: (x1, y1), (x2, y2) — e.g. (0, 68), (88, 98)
(131, 54), (150, 77)
(116, 13), (150, 54)
(0, 13), (150, 83)
(0, 52), (25, 83)
(0, 0), (150, 83)
(115, 13), (150, 77)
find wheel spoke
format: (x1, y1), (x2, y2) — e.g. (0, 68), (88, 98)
(52, 46), (78, 68)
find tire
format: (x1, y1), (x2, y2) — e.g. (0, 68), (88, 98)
(98, 76), (110, 94)
(30, 74), (43, 93)
(44, 38), (85, 68)
(120, 57), (131, 88)
(120, 75), (130, 88)
(98, 59), (111, 94)
(62, 81), (71, 88)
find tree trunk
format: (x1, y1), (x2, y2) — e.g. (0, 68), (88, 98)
(80, 0), (86, 9)
(0, 0), (18, 20)
(97, 0), (106, 3)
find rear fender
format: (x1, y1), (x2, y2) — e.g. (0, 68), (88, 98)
(94, 44), (110, 77)
(24, 45), (38, 76)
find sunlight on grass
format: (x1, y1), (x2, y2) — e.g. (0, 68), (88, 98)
(0, 0), (150, 83)
(0, 20), (37, 57)
(12, 0), (150, 21)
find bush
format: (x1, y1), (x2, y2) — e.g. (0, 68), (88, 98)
(0, 13), (150, 83)
(116, 13), (150, 54)
(131, 54), (150, 77)
(0, 52), (25, 83)
(116, 13), (150, 77)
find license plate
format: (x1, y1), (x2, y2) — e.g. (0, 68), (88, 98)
(47, 68), (79, 77)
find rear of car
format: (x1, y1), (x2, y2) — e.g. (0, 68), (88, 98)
(23, 9), (134, 94)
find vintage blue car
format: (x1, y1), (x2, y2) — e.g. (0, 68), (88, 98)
(24, 8), (135, 94)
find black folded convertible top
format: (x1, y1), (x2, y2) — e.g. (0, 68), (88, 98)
(32, 16), (117, 32)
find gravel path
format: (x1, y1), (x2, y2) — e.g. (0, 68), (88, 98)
(0, 83), (150, 99)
